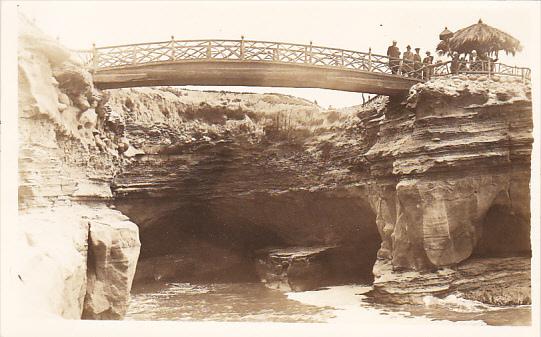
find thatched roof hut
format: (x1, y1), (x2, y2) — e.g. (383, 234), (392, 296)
(447, 19), (522, 56)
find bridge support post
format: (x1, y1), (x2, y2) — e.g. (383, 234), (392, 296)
(487, 59), (491, 79)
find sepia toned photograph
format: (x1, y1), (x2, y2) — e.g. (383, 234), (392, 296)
(1, 1), (540, 336)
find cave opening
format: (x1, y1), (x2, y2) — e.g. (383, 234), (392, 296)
(116, 189), (381, 290)
(473, 202), (531, 259)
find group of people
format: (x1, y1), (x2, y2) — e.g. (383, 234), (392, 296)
(449, 50), (498, 74)
(386, 40), (434, 79)
(386, 40), (499, 79)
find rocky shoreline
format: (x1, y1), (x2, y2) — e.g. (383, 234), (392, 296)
(15, 15), (532, 320)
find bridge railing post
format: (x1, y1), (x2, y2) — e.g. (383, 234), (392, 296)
(487, 59), (491, 79)
(309, 41), (313, 64)
(240, 35), (245, 60)
(207, 41), (212, 59)
(170, 35), (176, 60)
(368, 48), (372, 71)
(91, 43), (98, 71)
(274, 43), (280, 61)
(132, 45), (137, 65)
(341, 50), (344, 67)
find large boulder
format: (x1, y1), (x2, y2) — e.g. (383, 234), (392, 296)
(12, 205), (141, 320)
(82, 209), (140, 320)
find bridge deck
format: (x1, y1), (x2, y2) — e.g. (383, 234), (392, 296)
(93, 60), (420, 95)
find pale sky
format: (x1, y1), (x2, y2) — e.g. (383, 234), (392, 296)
(17, 1), (540, 108)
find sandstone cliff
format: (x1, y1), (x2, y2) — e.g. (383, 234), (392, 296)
(367, 76), (532, 303)
(16, 15), (140, 319)
(108, 74), (531, 304)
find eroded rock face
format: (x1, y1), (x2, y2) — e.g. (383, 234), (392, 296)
(82, 210), (140, 320)
(362, 77), (532, 303)
(14, 205), (141, 319)
(16, 208), (90, 319)
(109, 88), (383, 288)
(372, 257), (531, 305)
(109, 76), (531, 304)
(16, 15), (141, 320)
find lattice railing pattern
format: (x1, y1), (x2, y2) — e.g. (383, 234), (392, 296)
(427, 61), (531, 80)
(71, 39), (531, 81)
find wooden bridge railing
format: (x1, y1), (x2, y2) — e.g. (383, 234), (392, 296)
(426, 60), (531, 81)
(72, 38), (417, 77)
(71, 38), (531, 82)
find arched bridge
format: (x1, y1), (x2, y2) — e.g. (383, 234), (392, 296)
(75, 38), (531, 95)
(77, 38), (423, 96)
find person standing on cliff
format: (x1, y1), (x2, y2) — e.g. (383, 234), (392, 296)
(422, 51), (433, 80)
(402, 45), (414, 76)
(413, 48), (422, 78)
(387, 40), (400, 74)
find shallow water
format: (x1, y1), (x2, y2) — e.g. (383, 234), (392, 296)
(125, 282), (531, 325)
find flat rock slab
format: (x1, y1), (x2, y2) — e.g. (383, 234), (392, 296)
(255, 245), (371, 292)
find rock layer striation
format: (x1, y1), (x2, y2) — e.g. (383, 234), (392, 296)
(109, 76), (532, 303)
(16, 15), (140, 319)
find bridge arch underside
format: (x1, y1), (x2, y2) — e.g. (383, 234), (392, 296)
(93, 60), (420, 96)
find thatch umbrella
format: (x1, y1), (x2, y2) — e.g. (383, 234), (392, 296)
(436, 27), (454, 56)
(447, 19), (522, 56)
(439, 27), (454, 41)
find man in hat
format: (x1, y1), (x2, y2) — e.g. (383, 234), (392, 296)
(402, 45), (414, 76)
(422, 51), (434, 80)
(413, 47), (422, 78)
(386, 40), (400, 74)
